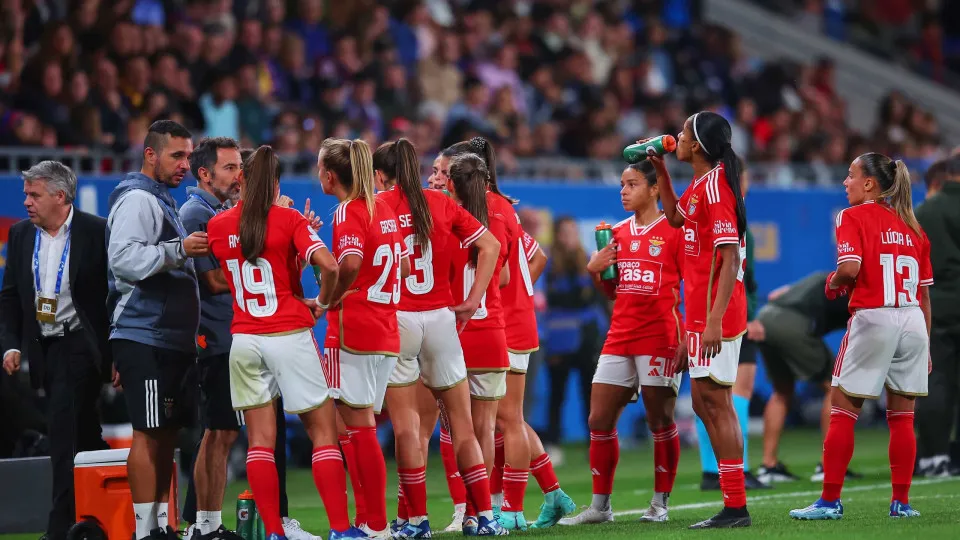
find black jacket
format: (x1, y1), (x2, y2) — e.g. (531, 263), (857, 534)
(0, 209), (112, 388)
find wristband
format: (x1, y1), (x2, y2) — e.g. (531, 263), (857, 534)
(315, 296), (330, 310)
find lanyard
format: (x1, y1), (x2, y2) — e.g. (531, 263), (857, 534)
(157, 198), (188, 238)
(190, 193), (221, 215)
(34, 227), (71, 297)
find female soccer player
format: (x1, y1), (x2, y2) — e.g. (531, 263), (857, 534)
(790, 153), (931, 520)
(207, 146), (365, 540)
(446, 152), (511, 536)
(372, 138), (503, 538)
(652, 111), (751, 529)
(443, 137), (576, 530)
(558, 161), (684, 526)
(317, 138), (409, 538)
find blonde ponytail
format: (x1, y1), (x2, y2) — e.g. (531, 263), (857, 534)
(881, 159), (921, 236)
(348, 139), (376, 221)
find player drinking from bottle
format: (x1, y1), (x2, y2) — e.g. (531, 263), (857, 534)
(559, 161), (684, 526)
(372, 138), (502, 538)
(318, 138), (409, 539)
(206, 146), (365, 540)
(790, 153), (932, 520)
(445, 152), (511, 536)
(443, 137), (576, 530)
(652, 112), (752, 529)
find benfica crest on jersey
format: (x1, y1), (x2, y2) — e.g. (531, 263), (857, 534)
(649, 237), (665, 256)
(688, 194), (699, 215)
(630, 240), (640, 252)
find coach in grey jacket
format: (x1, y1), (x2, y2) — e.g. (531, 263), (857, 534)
(106, 120), (209, 540)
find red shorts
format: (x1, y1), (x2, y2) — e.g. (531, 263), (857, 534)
(459, 328), (509, 371)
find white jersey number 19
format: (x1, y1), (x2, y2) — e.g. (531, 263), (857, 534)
(225, 258), (279, 317)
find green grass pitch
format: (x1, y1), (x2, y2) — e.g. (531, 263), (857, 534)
(3, 429), (958, 540)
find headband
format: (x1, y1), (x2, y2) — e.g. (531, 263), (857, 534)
(692, 112), (707, 156)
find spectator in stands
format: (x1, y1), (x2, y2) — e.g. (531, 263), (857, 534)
(1, 161), (112, 540)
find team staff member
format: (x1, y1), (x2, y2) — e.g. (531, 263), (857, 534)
(1, 161), (111, 540)
(916, 155), (960, 477)
(106, 120), (209, 540)
(751, 272), (861, 484)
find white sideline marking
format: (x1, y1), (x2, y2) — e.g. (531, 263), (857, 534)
(616, 476), (960, 516)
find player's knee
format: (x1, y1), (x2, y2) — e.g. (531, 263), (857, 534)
(207, 429), (240, 453)
(587, 410), (615, 432)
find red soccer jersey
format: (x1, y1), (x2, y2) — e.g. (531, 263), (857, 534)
(377, 187), (487, 312)
(450, 203), (511, 334)
(208, 204), (326, 335)
(676, 164), (747, 337)
(326, 198), (407, 356)
(602, 214), (685, 358)
(835, 200), (933, 311)
(503, 229), (542, 353)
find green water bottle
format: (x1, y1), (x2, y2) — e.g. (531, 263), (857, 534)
(236, 490), (264, 540)
(595, 221), (617, 281)
(622, 135), (677, 163)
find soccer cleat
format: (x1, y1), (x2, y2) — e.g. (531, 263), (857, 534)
(688, 507), (751, 529)
(889, 501), (920, 518)
(699, 472), (721, 491)
(637, 501), (668, 523)
(186, 524), (198, 540)
(529, 489), (577, 529)
(443, 507), (465, 533)
(389, 521), (405, 536)
(461, 516), (478, 537)
(475, 516), (508, 536)
(810, 463), (862, 482)
(282, 520), (321, 540)
(266, 535), (287, 540)
(328, 526), (370, 540)
(756, 462), (799, 484)
(744, 470), (772, 490)
(491, 505), (501, 523)
(359, 525), (390, 539)
(557, 505), (614, 525)
(497, 511), (527, 531)
(789, 498), (844, 520)
(393, 520), (432, 538)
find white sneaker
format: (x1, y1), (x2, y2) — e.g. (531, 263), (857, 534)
(360, 524), (391, 539)
(443, 506), (465, 533)
(283, 518), (322, 540)
(557, 506), (614, 526)
(545, 445), (565, 468)
(185, 524), (197, 539)
(637, 503), (668, 523)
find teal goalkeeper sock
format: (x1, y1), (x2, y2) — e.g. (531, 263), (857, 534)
(733, 394), (751, 470)
(695, 414), (718, 474)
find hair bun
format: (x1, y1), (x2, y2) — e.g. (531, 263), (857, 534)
(469, 137), (487, 152)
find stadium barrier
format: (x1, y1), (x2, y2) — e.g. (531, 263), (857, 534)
(0, 176), (928, 442)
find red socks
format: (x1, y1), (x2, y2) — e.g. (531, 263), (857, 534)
(339, 434), (367, 526)
(652, 424), (680, 493)
(529, 453), (559, 493)
(718, 459), (747, 508)
(491, 433), (505, 496)
(501, 466), (528, 512)
(348, 426), (387, 531)
(887, 410), (915, 503)
(821, 407), (858, 502)
(311, 446), (350, 531)
(396, 485), (408, 521)
(589, 430), (619, 495)
(439, 428), (467, 506)
(462, 463), (493, 514)
(398, 467), (428, 519)
(246, 447), (283, 536)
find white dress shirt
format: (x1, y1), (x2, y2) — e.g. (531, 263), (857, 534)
(33, 206), (79, 337)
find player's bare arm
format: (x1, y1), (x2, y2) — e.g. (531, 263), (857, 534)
(920, 285), (932, 373)
(400, 254), (411, 279)
(830, 260), (860, 289)
(452, 230), (501, 325)
(310, 246), (340, 310)
(499, 262), (510, 288)
(648, 154), (683, 228)
(528, 248), (547, 284)
(587, 243), (618, 301)
(703, 243), (741, 358)
(329, 253), (361, 307)
(199, 269), (231, 295)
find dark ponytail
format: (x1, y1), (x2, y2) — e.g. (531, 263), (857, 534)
(373, 138), (433, 247)
(239, 145), (280, 263)
(442, 136), (518, 204)
(449, 153), (490, 265)
(691, 111), (748, 240)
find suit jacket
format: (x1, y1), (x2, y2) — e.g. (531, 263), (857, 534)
(0, 209), (112, 388)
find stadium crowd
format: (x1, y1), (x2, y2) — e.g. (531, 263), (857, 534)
(0, 0), (952, 183)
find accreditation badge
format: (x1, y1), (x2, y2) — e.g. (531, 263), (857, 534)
(37, 296), (58, 324)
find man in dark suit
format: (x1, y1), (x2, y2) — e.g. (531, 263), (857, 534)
(1, 160), (112, 540)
